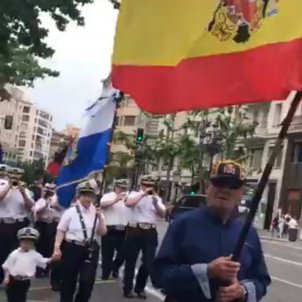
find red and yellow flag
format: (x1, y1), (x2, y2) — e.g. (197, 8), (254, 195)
(112, 0), (302, 113)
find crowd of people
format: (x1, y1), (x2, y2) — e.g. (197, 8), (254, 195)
(0, 165), (166, 302)
(271, 211), (299, 239)
(0, 160), (276, 302)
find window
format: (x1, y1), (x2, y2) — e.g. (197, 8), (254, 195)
(268, 146), (283, 168)
(18, 140), (26, 147)
(291, 142), (302, 163)
(22, 115), (30, 122)
(23, 106), (30, 113)
(37, 127), (44, 135)
(273, 103), (282, 127)
(38, 119), (48, 128)
(250, 148), (263, 169)
(123, 116), (136, 126)
(21, 123), (28, 130)
(19, 131), (26, 138)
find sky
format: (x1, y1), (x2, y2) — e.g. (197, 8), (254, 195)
(27, 0), (118, 130)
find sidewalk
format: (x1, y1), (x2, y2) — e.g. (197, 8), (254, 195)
(258, 229), (302, 244)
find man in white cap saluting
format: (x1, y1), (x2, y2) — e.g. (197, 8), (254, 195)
(123, 175), (166, 299)
(100, 178), (129, 280)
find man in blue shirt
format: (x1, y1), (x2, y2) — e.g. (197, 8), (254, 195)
(151, 160), (271, 302)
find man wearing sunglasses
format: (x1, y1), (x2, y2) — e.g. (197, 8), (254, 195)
(151, 160), (271, 302)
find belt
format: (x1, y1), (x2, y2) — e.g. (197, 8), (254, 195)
(37, 219), (59, 224)
(0, 217), (26, 224)
(107, 225), (126, 231)
(128, 223), (156, 230)
(11, 275), (30, 281)
(65, 239), (87, 246)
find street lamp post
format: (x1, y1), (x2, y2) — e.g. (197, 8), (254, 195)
(199, 123), (225, 175)
(172, 170), (181, 203)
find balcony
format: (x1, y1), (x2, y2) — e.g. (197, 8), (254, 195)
(287, 163), (302, 188)
(289, 115), (302, 132)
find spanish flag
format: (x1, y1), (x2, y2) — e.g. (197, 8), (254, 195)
(112, 0), (302, 113)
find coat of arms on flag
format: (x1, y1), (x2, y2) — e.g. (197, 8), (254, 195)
(208, 0), (279, 43)
(63, 138), (78, 167)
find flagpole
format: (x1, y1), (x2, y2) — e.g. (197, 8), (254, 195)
(90, 91), (124, 244)
(232, 91), (302, 261)
(100, 93), (123, 196)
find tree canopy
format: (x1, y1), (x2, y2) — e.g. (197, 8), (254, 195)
(0, 0), (95, 90)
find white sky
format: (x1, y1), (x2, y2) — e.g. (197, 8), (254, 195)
(27, 0), (118, 130)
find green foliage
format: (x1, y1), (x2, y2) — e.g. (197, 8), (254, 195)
(18, 160), (54, 185)
(177, 136), (200, 183)
(0, 0), (94, 88)
(105, 151), (134, 181)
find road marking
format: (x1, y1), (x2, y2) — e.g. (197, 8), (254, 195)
(265, 254), (302, 267)
(272, 277), (302, 289)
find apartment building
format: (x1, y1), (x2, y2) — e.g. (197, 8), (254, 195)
(0, 86), (53, 163)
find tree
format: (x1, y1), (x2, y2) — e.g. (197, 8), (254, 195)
(177, 136), (200, 185)
(183, 106), (257, 192)
(19, 160), (54, 185)
(0, 0), (94, 90)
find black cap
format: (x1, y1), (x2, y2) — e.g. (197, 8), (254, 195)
(210, 160), (245, 188)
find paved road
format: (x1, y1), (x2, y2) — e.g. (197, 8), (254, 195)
(0, 222), (301, 302)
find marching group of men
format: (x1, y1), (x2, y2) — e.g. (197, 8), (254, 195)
(0, 160), (272, 302)
(0, 165), (166, 301)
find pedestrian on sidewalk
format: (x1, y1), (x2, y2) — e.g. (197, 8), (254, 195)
(2, 227), (54, 302)
(123, 175), (166, 299)
(271, 214), (279, 238)
(52, 181), (107, 302)
(278, 214), (285, 238)
(151, 160), (271, 302)
(284, 212), (292, 237)
(100, 179), (129, 280)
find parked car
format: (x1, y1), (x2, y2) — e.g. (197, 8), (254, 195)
(166, 194), (207, 222)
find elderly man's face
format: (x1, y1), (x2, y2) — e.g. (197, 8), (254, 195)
(206, 181), (243, 212)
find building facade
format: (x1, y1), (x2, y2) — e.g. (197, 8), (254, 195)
(0, 86), (53, 163)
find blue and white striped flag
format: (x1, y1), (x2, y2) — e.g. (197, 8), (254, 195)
(57, 88), (120, 207)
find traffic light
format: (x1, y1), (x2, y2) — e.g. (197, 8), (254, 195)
(135, 128), (144, 143)
(4, 115), (13, 130)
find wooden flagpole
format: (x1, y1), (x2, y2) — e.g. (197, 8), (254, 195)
(232, 91), (302, 261)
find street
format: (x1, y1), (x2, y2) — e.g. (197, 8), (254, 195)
(0, 223), (301, 302)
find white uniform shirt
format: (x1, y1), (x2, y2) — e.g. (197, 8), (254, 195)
(2, 248), (49, 278)
(57, 202), (104, 242)
(127, 191), (166, 224)
(0, 180), (33, 219)
(288, 218), (298, 229)
(33, 195), (63, 222)
(101, 191), (129, 226)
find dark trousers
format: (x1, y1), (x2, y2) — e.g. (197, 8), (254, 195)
(60, 241), (100, 302)
(50, 261), (62, 289)
(5, 276), (31, 302)
(0, 220), (29, 283)
(35, 221), (57, 277)
(101, 227), (126, 279)
(123, 227), (158, 294)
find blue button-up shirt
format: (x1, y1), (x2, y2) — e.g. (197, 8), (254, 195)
(151, 206), (271, 302)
